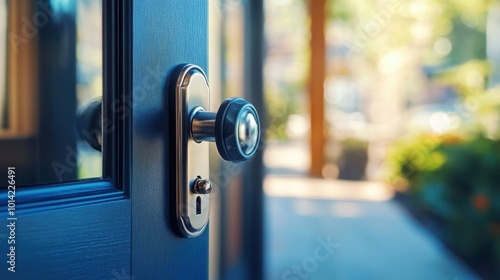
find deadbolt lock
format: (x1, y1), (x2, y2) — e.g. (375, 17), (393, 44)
(172, 64), (261, 238)
(192, 176), (212, 195)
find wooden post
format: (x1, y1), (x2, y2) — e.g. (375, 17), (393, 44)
(3, 0), (38, 137)
(308, 0), (326, 177)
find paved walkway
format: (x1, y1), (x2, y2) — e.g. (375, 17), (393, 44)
(263, 142), (479, 280)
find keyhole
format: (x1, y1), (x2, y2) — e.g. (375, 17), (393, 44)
(196, 196), (201, 215)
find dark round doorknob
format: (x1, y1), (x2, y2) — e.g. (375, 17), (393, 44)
(76, 98), (102, 151)
(191, 98), (261, 163)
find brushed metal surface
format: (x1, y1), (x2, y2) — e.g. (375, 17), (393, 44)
(174, 64), (210, 237)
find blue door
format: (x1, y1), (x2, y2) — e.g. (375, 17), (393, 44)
(0, 0), (208, 279)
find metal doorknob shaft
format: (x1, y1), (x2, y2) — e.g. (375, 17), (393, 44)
(172, 64), (261, 238)
(190, 98), (261, 163)
(76, 96), (261, 164)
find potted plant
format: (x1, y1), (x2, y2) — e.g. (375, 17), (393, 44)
(337, 137), (368, 180)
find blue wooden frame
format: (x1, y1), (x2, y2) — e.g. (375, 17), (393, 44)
(0, 0), (133, 278)
(0, 0), (211, 278)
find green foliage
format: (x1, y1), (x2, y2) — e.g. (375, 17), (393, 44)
(386, 134), (500, 268)
(332, 0), (500, 270)
(385, 134), (449, 190)
(434, 60), (491, 95)
(327, 0), (491, 63)
(340, 137), (368, 151)
(264, 0), (309, 140)
(423, 136), (500, 264)
(265, 85), (301, 140)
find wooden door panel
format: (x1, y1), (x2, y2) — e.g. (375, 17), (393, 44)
(0, 0), (210, 279)
(0, 181), (130, 279)
(131, 0), (208, 278)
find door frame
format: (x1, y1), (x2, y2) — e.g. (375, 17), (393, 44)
(1, 1), (211, 279)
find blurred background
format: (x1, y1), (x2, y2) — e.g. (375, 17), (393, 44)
(1, 0), (500, 279)
(208, 0), (500, 279)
